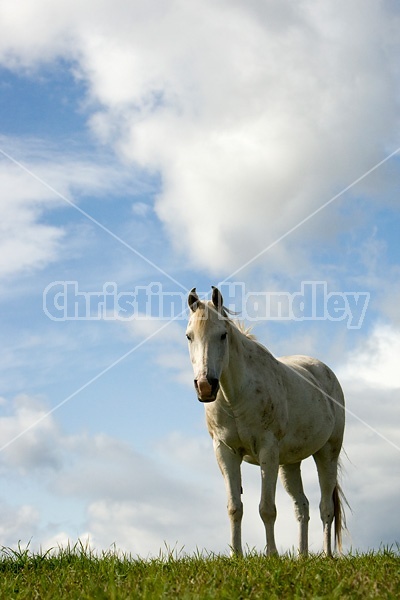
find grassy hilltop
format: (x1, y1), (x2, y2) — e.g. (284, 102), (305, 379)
(0, 544), (399, 599)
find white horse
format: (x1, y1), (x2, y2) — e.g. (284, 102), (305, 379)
(186, 286), (346, 557)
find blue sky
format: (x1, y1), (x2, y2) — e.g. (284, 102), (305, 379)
(0, 0), (399, 556)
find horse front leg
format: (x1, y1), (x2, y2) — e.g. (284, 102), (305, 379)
(214, 440), (243, 556)
(259, 442), (279, 556)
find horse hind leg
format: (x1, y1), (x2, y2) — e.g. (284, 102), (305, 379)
(280, 462), (310, 556)
(313, 446), (342, 556)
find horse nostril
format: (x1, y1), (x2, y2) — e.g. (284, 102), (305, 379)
(194, 379), (199, 391)
(208, 378), (220, 397)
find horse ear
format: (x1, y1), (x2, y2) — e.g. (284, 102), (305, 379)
(211, 286), (223, 310)
(188, 288), (201, 312)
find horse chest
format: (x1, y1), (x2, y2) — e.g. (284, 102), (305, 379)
(206, 402), (267, 462)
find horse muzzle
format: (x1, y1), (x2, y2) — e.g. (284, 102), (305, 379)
(194, 377), (220, 402)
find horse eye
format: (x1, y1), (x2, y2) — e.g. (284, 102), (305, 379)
(186, 334), (192, 342)
(221, 332), (227, 341)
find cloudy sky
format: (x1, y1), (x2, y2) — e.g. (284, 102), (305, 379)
(0, 0), (399, 556)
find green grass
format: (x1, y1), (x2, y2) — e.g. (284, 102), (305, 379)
(0, 543), (399, 599)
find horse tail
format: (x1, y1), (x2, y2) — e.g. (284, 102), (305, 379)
(333, 481), (349, 553)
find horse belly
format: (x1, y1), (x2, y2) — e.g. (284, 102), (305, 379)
(279, 430), (331, 464)
(279, 400), (335, 463)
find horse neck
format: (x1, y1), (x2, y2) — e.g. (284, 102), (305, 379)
(219, 323), (281, 403)
(219, 323), (252, 399)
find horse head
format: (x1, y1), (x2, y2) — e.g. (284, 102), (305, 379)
(186, 287), (229, 402)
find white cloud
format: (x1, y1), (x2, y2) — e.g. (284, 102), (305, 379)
(334, 324), (400, 549)
(342, 410), (400, 549)
(0, 394), (225, 554)
(1, 1), (399, 275)
(0, 394), (62, 473)
(0, 502), (40, 549)
(0, 157), (65, 278)
(0, 136), (152, 280)
(82, 0), (400, 274)
(338, 324), (400, 390)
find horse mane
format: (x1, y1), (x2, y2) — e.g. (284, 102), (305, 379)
(220, 305), (257, 340)
(233, 320), (257, 340)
